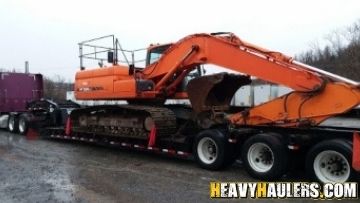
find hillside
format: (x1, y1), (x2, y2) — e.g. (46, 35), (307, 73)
(297, 20), (360, 81)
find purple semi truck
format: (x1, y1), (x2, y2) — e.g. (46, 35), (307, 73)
(0, 72), (79, 134)
(0, 72), (43, 112)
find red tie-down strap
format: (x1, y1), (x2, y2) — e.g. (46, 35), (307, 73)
(65, 117), (72, 136)
(148, 126), (157, 147)
(353, 131), (360, 171)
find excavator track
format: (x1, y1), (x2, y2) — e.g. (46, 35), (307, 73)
(70, 105), (177, 139)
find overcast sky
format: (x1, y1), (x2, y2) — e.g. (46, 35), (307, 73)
(1, 0), (360, 81)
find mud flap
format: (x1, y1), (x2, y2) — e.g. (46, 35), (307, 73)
(353, 131), (360, 171)
(26, 128), (39, 140)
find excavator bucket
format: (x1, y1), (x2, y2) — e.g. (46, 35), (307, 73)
(187, 73), (251, 113)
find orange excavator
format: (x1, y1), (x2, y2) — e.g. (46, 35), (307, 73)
(69, 32), (360, 182)
(75, 32), (360, 128)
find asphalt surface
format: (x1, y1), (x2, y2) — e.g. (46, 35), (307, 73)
(0, 130), (357, 203)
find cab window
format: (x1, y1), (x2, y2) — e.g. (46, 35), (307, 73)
(146, 45), (171, 66)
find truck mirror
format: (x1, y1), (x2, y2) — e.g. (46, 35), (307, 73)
(107, 51), (114, 63)
(129, 64), (135, 75)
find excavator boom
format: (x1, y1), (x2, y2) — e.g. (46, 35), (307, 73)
(141, 33), (326, 92)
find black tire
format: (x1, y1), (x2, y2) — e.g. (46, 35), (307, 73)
(241, 133), (289, 180)
(306, 139), (357, 183)
(7, 115), (18, 133)
(18, 114), (29, 135)
(193, 129), (235, 170)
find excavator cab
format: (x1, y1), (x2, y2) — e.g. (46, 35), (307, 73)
(145, 44), (172, 66)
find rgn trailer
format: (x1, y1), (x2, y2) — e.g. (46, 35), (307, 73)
(41, 33), (360, 183)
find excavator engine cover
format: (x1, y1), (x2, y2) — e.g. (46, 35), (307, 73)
(187, 73), (251, 113)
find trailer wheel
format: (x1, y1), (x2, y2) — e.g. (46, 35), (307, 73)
(306, 139), (355, 183)
(8, 115), (18, 133)
(241, 133), (288, 180)
(18, 114), (29, 135)
(193, 129), (233, 170)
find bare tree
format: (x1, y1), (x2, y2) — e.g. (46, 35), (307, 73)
(43, 75), (73, 102)
(297, 19), (360, 81)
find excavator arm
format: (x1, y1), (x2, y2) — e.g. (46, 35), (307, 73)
(139, 32), (360, 127)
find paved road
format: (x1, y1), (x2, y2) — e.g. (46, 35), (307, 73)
(0, 131), (357, 203)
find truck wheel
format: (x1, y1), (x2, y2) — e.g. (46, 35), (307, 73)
(18, 115), (29, 135)
(241, 133), (288, 180)
(8, 115), (18, 133)
(193, 129), (232, 170)
(306, 139), (355, 183)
